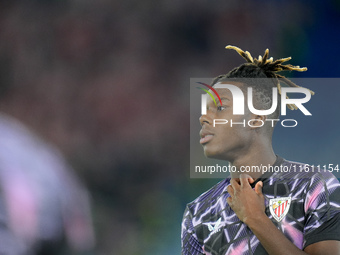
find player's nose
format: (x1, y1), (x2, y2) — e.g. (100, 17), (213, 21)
(199, 114), (212, 126)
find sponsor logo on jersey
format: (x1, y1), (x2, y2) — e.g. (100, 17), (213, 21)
(207, 217), (222, 234)
(269, 197), (291, 222)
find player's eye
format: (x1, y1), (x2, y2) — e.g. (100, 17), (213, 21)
(217, 106), (226, 111)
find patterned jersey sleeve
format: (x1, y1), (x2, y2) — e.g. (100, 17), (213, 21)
(181, 206), (204, 255)
(303, 172), (340, 249)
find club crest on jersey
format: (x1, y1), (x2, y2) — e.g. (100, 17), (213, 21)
(207, 217), (222, 234)
(269, 197), (291, 222)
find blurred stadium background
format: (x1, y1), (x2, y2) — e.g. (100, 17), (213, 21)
(0, 0), (339, 254)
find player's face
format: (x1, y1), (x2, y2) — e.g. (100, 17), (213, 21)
(199, 82), (254, 161)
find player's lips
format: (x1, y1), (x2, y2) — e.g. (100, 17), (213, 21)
(199, 129), (214, 144)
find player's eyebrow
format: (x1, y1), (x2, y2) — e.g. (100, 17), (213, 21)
(220, 97), (230, 101)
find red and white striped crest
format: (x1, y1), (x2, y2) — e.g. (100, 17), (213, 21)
(269, 197), (291, 222)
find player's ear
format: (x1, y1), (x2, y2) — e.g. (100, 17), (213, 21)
(249, 114), (266, 129)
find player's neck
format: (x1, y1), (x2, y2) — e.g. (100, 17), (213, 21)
(229, 145), (276, 180)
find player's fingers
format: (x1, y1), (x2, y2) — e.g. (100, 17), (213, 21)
(240, 173), (253, 188)
(255, 181), (263, 196)
(247, 176), (255, 184)
(226, 185), (234, 196)
(226, 196), (232, 205)
(230, 178), (240, 191)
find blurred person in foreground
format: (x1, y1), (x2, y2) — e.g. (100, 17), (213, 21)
(182, 46), (340, 254)
(0, 59), (95, 254)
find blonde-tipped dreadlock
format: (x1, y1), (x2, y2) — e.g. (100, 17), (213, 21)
(225, 45), (314, 110)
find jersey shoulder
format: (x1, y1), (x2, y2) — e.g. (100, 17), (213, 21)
(186, 178), (230, 217)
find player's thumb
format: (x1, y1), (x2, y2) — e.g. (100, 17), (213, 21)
(255, 181), (263, 196)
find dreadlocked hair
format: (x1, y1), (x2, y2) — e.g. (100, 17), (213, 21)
(212, 45), (314, 119)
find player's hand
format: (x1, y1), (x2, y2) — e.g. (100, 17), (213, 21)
(226, 173), (266, 225)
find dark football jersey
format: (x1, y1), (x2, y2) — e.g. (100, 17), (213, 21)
(181, 156), (340, 255)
